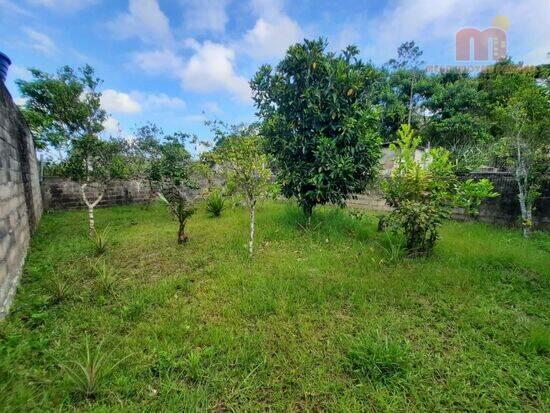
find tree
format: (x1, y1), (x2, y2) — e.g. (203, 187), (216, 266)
(387, 41), (425, 127)
(16, 65), (105, 152)
(63, 136), (128, 235)
(210, 134), (272, 256)
(17, 64), (123, 234)
(150, 133), (203, 244)
(422, 71), (492, 171)
(382, 125), (496, 255)
(130, 123), (164, 203)
(478, 61), (550, 237)
(251, 38), (381, 220)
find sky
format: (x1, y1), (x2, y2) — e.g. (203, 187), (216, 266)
(1, 0), (549, 153)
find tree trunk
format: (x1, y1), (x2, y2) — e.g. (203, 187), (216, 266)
(249, 201), (256, 256)
(407, 75), (415, 126)
(515, 135), (531, 238)
(88, 206), (95, 235)
(302, 201), (313, 226)
(177, 221), (188, 244)
(80, 183), (105, 237)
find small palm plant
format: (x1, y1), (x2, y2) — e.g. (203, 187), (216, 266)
(59, 335), (131, 399)
(377, 230), (406, 266)
(90, 226), (110, 256)
(206, 190), (225, 218)
(50, 274), (70, 303)
(89, 258), (116, 295)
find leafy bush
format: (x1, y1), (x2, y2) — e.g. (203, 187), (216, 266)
(206, 190), (225, 217)
(346, 334), (410, 383)
(90, 226), (110, 256)
(457, 178), (499, 218)
(59, 336), (131, 399)
(382, 125), (457, 256)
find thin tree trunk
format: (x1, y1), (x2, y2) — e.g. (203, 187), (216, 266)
(515, 133), (531, 238)
(248, 200), (256, 256)
(177, 220), (188, 244)
(80, 183), (105, 236)
(407, 75), (415, 126)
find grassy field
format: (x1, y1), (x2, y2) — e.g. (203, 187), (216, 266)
(0, 201), (549, 412)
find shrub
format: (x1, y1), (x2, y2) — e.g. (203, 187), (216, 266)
(382, 125), (457, 256)
(206, 190), (225, 217)
(457, 178), (499, 218)
(346, 334), (410, 383)
(382, 125), (494, 256)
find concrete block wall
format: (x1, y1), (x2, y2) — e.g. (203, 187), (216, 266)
(0, 82), (42, 319)
(42, 177), (152, 210)
(347, 172), (549, 230)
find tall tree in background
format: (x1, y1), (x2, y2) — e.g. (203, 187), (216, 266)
(422, 71), (491, 171)
(131, 123), (164, 203)
(251, 38), (381, 221)
(16, 65), (105, 152)
(387, 41), (425, 127)
(481, 62), (550, 237)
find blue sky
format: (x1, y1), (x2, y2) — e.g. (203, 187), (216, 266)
(1, 0), (548, 153)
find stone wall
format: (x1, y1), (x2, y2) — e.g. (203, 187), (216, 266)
(42, 177), (152, 210)
(347, 172), (550, 230)
(0, 83), (43, 319)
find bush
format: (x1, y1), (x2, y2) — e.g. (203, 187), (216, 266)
(382, 125), (457, 256)
(206, 190), (225, 217)
(382, 125), (494, 256)
(457, 178), (499, 218)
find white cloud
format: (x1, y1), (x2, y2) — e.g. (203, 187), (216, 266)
(132, 49), (184, 76)
(201, 101), (223, 115)
(100, 88), (186, 115)
(23, 28), (57, 55)
(134, 42), (251, 102)
(242, 0), (303, 59)
(364, 0), (550, 64)
(130, 91), (186, 110)
(26, 0), (98, 12)
(182, 40), (251, 102)
(109, 0), (172, 45)
(101, 89), (142, 114)
(182, 0), (228, 33)
(102, 116), (122, 136)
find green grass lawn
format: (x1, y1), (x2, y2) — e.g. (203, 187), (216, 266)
(1, 201), (549, 412)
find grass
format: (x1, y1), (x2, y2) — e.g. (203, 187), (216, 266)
(0, 200), (548, 411)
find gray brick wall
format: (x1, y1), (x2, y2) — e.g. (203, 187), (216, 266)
(347, 173), (549, 230)
(42, 177), (152, 210)
(0, 82), (43, 319)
